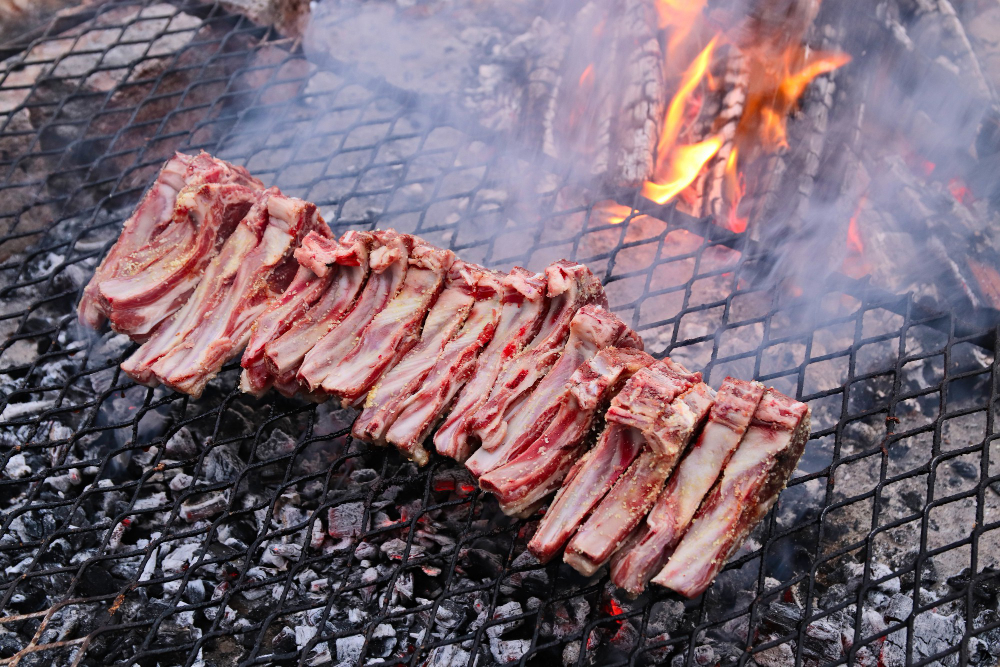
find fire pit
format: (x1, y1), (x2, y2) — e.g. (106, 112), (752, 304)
(0, 0), (998, 665)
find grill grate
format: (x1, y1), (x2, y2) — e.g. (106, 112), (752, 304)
(0, 1), (998, 665)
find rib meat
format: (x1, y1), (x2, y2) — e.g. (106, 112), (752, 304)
(465, 304), (638, 478)
(239, 229), (366, 396)
(652, 389), (810, 598)
(297, 231), (413, 392)
(80, 152), (262, 334)
(432, 267), (547, 462)
(97, 183), (259, 340)
(353, 261), (495, 445)
(319, 240), (455, 405)
(526, 359), (700, 563)
(380, 272), (504, 465)
(80, 152), (261, 329)
(468, 261), (607, 453)
(263, 232), (375, 397)
(609, 378), (766, 596)
(120, 188), (322, 397)
(478, 347), (655, 517)
(564, 382), (715, 576)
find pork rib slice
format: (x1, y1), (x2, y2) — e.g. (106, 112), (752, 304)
(320, 240), (455, 405)
(465, 304), (638, 478)
(263, 232), (376, 397)
(80, 152), (262, 331)
(297, 231), (413, 392)
(468, 261), (607, 453)
(652, 389), (810, 598)
(564, 382), (715, 576)
(609, 378), (765, 596)
(526, 359), (700, 563)
(97, 183), (259, 340)
(478, 347), (655, 517)
(383, 276), (504, 465)
(352, 261), (495, 444)
(239, 229), (366, 396)
(121, 188), (323, 397)
(433, 267), (547, 462)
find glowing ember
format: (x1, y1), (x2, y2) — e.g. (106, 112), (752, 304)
(594, 200), (633, 225)
(948, 178), (972, 205)
(642, 137), (722, 205)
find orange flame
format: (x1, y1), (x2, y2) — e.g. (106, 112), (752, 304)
(642, 137), (722, 204)
(843, 196), (871, 279)
(723, 147), (747, 233)
(579, 64), (595, 88)
(743, 48), (851, 151)
(594, 200), (632, 225)
(656, 0), (707, 56)
(657, 38), (717, 165)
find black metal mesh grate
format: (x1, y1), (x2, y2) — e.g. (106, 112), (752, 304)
(0, 1), (998, 665)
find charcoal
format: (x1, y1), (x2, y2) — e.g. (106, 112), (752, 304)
(370, 623), (397, 657)
(946, 566), (1000, 601)
(802, 620), (842, 662)
(490, 636), (530, 663)
(328, 502), (365, 538)
(435, 599), (469, 631)
(257, 429), (297, 460)
(551, 597), (590, 639)
(884, 593), (913, 622)
(336, 634), (365, 662)
(646, 600), (684, 636)
(562, 641), (581, 666)
(425, 644), (471, 666)
(164, 428), (199, 459)
(462, 548), (503, 579)
(204, 445), (243, 484)
(752, 640), (794, 667)
(181, 492), (229, 522)
(4, 454), (31, 478)
(272, 626), (296, 652)
(763, 601), (802, 634)
(693, 644), (716, 665)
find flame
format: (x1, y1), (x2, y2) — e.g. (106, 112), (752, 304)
(657, 38), (717, 164)
(847, 207), (864, 255)
(642, 137), (722, 204)
(843, 196), (871, 279)
(741, 47), (851, 151)
(594, 200), (632, 225)
(723, 147), (747, 233)
(579, 64), (595, 88)
(656, 0), (707, 56)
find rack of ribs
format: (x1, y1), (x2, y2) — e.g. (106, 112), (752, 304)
(526, 359), (701, 563)
(432, 267), (548, 462)
(478, 347), (655, 517)
(609, 378), (765, 595)
(651, 389), (810, 598)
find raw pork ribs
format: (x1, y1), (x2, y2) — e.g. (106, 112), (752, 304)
(81, 152), (812, 599)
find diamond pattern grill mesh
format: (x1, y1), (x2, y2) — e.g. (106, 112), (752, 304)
(0, 1), (997, 665)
